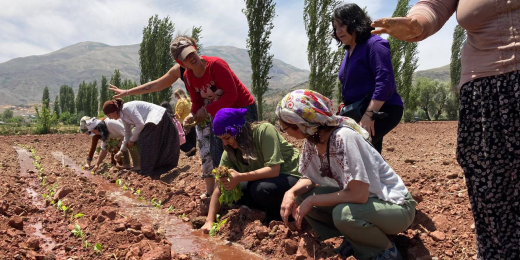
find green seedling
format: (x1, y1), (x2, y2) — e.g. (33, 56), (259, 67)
(134, 189), (141, 195)
(71, 223), (84, 238)
(123, 185), (128, 191)
(83, 239), (90, 248)
(151, 198), (162, 208)
(91, 170), (95, 175)
(61, 205), (70, 213)
(56, 200), (63, 210)
(167, 205), (174, 212)
(178, 213), (186, 219)
(93, 243), (102, 253)
(209, 214), (228, 237)
(74, 213), (85, 219)
(41, 176), (46, 187)
(213, 166), (243, 206)
(116, 179), (122, 186)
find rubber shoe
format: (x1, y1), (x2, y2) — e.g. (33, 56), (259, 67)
(373, 244), (402, 260)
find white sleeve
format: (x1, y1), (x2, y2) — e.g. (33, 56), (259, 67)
(123, 107), (145, 143)
(120, 121), (133, 152)
(340, 130), (372, 190)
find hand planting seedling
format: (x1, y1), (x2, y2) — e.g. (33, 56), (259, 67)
(213, 166), (243, 206)
(209, 214), (228, 237)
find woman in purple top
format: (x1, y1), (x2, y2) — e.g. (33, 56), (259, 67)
(333, 3), (403, 154)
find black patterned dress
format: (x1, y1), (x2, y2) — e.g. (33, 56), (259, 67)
(457, 70), (520, 260)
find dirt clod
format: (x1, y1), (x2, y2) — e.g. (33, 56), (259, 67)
(8, 215), (24, 230)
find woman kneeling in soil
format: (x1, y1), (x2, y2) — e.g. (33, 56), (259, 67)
(102, 99), (180, 176)
(84, 118), (140, 172)
(277, 90), (416, 260)
(201, 108), (301, 233)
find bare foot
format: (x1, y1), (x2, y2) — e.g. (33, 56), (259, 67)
(201, 221), (213, 234)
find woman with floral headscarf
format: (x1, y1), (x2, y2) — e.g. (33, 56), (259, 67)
(276, 89), (416, 260)
(200, 108), (301, 234)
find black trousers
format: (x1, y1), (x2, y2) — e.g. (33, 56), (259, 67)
(180, 127), (197, 153)
(237, 174), (299, 223)
(363, 104), (403, 154)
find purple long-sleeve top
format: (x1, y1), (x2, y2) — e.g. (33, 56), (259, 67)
(338, 34), (403, 107)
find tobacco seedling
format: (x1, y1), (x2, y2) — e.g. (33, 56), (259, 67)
(93, 243), (102, 253)
(56, 200), (63, 210)
(74, 213), (85, 219)
(83, 239), (90, 248)
(123, 185), (128, 191)
(178, 213), (186, 219)
(71, 223), (84, 238)
(151, 198), (162, 208)
(116, 179), (122, 186)
(213, 166), (243, 206)
(209, 214), (228, 237)
(167, 205), (174, 212)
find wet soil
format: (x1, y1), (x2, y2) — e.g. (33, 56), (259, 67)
(0, 121), (477, 259)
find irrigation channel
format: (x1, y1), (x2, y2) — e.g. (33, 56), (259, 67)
(16, 146), (263, 259)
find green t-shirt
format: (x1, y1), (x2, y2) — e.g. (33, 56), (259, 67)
(220, 123), (301, 178)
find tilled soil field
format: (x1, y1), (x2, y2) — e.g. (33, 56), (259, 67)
(0, 121), (477, 259)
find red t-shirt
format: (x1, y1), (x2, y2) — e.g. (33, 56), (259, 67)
(183, 56), (255, 117)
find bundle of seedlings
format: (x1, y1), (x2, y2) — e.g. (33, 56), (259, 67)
(212, 166), (243, 206)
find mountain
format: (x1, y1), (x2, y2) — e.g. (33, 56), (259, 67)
(0, 42), (309, 105)
(414, 64), (450, 83)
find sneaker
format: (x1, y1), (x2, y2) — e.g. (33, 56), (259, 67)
(373, 243), (402, 260)
(334, 238), (354, 257)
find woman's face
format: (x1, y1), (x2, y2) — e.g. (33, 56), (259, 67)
(181, 51), (202, 70)
(92, 128), (100, 136)
(333, 19), (355, 46)
(106, 112), (119, 120)
(218, 133), (238, 149)
(279, 120), (305, 139)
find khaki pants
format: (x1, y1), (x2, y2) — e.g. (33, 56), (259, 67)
(297, 186), (416, 260)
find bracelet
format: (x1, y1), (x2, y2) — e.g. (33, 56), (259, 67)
(365, 112), (375, 121)
(86, 158), (92, 161)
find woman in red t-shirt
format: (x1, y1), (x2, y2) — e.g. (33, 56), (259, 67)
(170, 36), (258, 191)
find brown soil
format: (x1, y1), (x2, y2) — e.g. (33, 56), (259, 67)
(0, 121), (477, 259)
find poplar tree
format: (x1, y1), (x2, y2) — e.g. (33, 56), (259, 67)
(90, 80), (98, 116)
(450, 25), (466, 93)
(99, 76), (108, 110)
(388, 0), (418, 108)
(59, 85), (75, 114)
(139, 15), (175, 104)
(191, 26), (203, 54)
(243, 0), (276, 120)
(42, 87), (50, 109)
(53, 95), (60, 117)
(304, 0), (342, 99)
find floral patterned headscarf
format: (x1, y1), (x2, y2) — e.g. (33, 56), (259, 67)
(276, 89), (370, 140)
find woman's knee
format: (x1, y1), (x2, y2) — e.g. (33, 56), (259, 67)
(332, 205), (355, 228)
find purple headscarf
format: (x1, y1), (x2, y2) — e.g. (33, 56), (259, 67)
(212, 108), (247, 136)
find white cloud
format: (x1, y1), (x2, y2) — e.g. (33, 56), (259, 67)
(0, 0), (455, 72)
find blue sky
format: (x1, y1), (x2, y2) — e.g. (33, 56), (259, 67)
(0, 0), (457, 71)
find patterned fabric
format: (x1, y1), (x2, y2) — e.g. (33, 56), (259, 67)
(196, 122), (213, 179)
(457, 70), (520, 260)
(276, 89), (370, 140)
(137, 113), (180, 175)
(210, 102), (258, 168)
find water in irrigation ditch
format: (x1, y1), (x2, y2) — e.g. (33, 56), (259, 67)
(49, 151), (263, 259)
(15, 147), (57, 253)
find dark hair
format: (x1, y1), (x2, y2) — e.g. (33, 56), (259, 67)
(278, 118), (336, 144)
(160, 101), (175, 118)
(95, 120), (109, 141)
(332, 3), (374, 48)
(115, 98), (124, 112)
(223, 122), (258, 163)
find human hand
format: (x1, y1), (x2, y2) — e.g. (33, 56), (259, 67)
(371, 17), (424, 42)
(359, 114), (375, 136)
(195, 107), (208, 123)
(114, 151), (123, 161)
(127, 141), (135, 149)
(183, 113), (195, 126)
(201, 221), (214, 234)
(92, 164), (99, 173)
(280, 191), (297, 227)
(109, 84), (126, 98)
(294, 197), (314, 230)
(220, 169), (241, 190)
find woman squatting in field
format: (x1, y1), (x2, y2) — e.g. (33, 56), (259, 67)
(201, 108), (301, 233)
(277, 90), (416, 260)
(102, 99), (180, 176)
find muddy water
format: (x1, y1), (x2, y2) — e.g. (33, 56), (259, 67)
(52, 151), (264, 260)
(14, 147), (57, 252)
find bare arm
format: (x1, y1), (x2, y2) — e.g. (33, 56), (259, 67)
(280, 177), (316, 226)
(110, 64), (182, 98)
